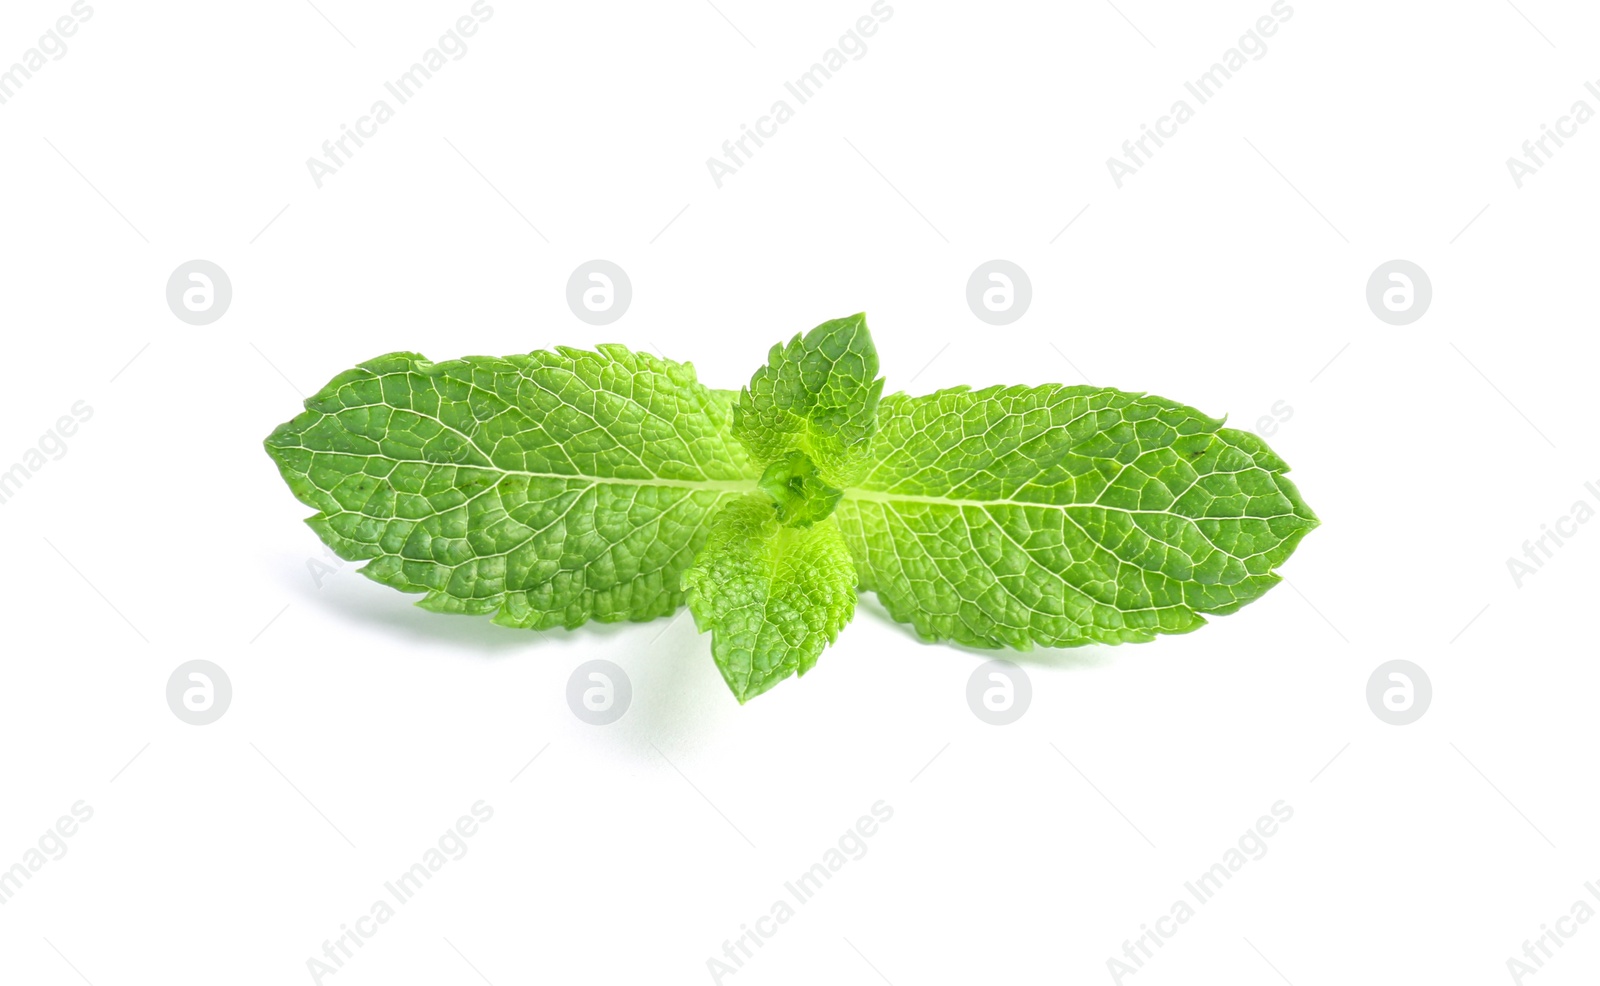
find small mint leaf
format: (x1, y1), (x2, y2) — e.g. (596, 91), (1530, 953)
(733, 313), (884, 488)
(682, 495), (857, 703)
(757, 451), (843, 528)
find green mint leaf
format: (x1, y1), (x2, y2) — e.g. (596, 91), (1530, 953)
(757, 451), (843, 528)
(263, 346), (759, 629)
(682, 495), (858, 703)
(834, 385), (1318, 650)
(733, 313), (884, 488)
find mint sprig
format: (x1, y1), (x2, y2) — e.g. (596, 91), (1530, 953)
(265, 316), (1318, 702)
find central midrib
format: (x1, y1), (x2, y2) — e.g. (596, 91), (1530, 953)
(479, 471), (1115, 511)
(483, 468), (760, 493)
(840, 487), (1078, 510)
(463, 467), (1241, 517)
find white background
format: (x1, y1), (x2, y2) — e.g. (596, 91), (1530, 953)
(1, 1), (1597, 983)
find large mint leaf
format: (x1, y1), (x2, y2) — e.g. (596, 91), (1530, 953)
(264, 346), (759, 629)
(682, 495), (857, 702)
(733, 313), (884, 488)
(833, 385), (1318, 650)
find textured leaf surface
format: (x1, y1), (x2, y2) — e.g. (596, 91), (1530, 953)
(733, 313), (884, 487)
(264, 346), (759, 629)
(833, 385), (1318, 650)
(683, 496), (858, 702)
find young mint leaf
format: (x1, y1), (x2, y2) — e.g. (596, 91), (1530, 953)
(733, 313), (884, 488)
(680, 314), (880, 700)
(757, 451), (843, 528)
(264, 346), (760, 630)
(682, 495), (858, 703)
(833, 385), (1318, 650)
